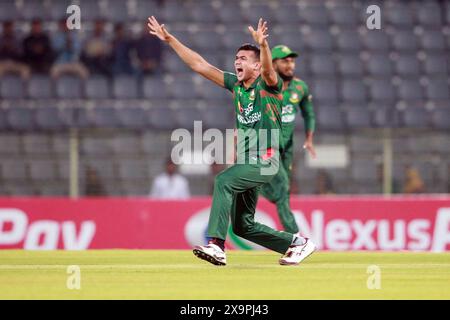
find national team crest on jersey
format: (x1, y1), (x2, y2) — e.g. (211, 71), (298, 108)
(289, 92), (299, 104)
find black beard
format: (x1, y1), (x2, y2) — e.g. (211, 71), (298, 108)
(279, 72), (294, 81)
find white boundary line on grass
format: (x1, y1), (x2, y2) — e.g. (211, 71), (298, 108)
(0, 263), (450, 270)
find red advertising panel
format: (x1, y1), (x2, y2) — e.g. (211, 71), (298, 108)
(0, 196), (449, 251)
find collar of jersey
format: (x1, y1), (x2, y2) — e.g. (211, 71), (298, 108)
(239, 75), (260, 91)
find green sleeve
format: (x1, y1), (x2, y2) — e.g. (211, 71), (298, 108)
(259, 74), (283, 93)
(223, 72), (238, 92)
(299, 83), (316, 133)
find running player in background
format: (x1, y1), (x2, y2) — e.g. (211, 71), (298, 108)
(260, 45), (316, 234)
(148, 16), (316, 266)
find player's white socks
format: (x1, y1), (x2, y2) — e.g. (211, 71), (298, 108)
(291, 233), (307, 246)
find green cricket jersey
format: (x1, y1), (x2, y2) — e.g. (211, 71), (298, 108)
(223, 72), (284, 158)
(280, 78), (315, 150)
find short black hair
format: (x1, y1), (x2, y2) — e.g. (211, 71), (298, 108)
(236, 43), (260, 61)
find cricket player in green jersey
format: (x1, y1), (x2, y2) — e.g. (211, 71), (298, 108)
(148, 16), (316, 266)
(260, 45), (316, 234)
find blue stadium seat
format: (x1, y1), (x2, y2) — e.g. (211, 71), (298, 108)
(174, 106), (202, 131)
(398, 79), (425, 101)
(273, 4), (300, 24)
(416, 3), (443, 28)
(135, 0), (161, 20)
(399, 107), (430, 128)
(0, 74), (25, 99)
(48, 0), (75, 20)
(316, 106), (346, 131)
(431, 109), (450, 130)
(22, 0), (50, 20)
(362, 31), (390, 52)
(6, 107), (35, 131)
(222, 30), (250, 50)
(422, 54), (448, 76)
(163, 52), (191, 74)
(112, 76), (139, 99)
(242, 3), (277, 24)
(1, 160), (28, 181)
(395, 54), (421, 78)
(329, 4), (359, 27)
(117, 159), (149, 181)
(203, 105), (234, 130)
(368, 79), (397, 103)
(55, 75), (83, 99)
(90, 106), (120, 128)
(192, 30), (224, 52)
(217, 3), (245, 24)
(149, 106), (177, 131)
(117, 106), (150, 130)
(366, 54), (394, 77)
(29, 160), (58, 181)
(162, 1), (189, 23)
(188, 3), (218, 24)
(344, 107), (372, 129)
(35, 106), (67, 131)
(420, 31), (447, 52)
(336, 30), (362, 53)
(200, 83), (230, 102)
(338, 54), (364, 78)
(312, 79), (339, 103)
(78, 0), (104, 20)
(0, 0), (19, 21)
(425, 78), (450, 100)
(392, 31), (419, 52)
(385, 3), (414, 28)
(341, 80), (368, 103)
(305, 29), (334, 53)
(28, 75), (53, 99)
(111, 134), (142, 155)
(277, 30), (307, 53)
(299, 5), (330, 27)
(142, 76), (170, 99)
(85, 76), (110, 99)
(309, 54), (336, 77)
(104, 0), (131, 22)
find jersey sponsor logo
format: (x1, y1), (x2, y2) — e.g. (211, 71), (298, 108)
(282, 104), (294, 115)
(282, 114), (296, 123)
(237, 112), (261, 125)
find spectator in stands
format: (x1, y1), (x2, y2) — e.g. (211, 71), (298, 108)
(51, 19), (89, 79)
(315, 170), (334, 195)
(150, 158), (190, 199)
(403, 166), (425, 194)
(111, 23), (134, 74)
(134, 22), (162, 75)
(81, 19), (111, 76)
(0, 21), (30, 79)
(23, 19), (53, 74)
(85, 166), (106, 196)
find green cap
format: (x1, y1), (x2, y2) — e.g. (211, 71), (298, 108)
(271, 45), (299, 60)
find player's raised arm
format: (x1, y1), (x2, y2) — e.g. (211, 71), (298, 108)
(147, 16), (224, 87)
(248, 18), (278, 87)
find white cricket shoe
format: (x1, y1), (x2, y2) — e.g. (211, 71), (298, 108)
(193, 243), (227, 266)
(279, 238), (316, 266)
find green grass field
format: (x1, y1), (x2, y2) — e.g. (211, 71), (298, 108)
(0, 250), (449, 299)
